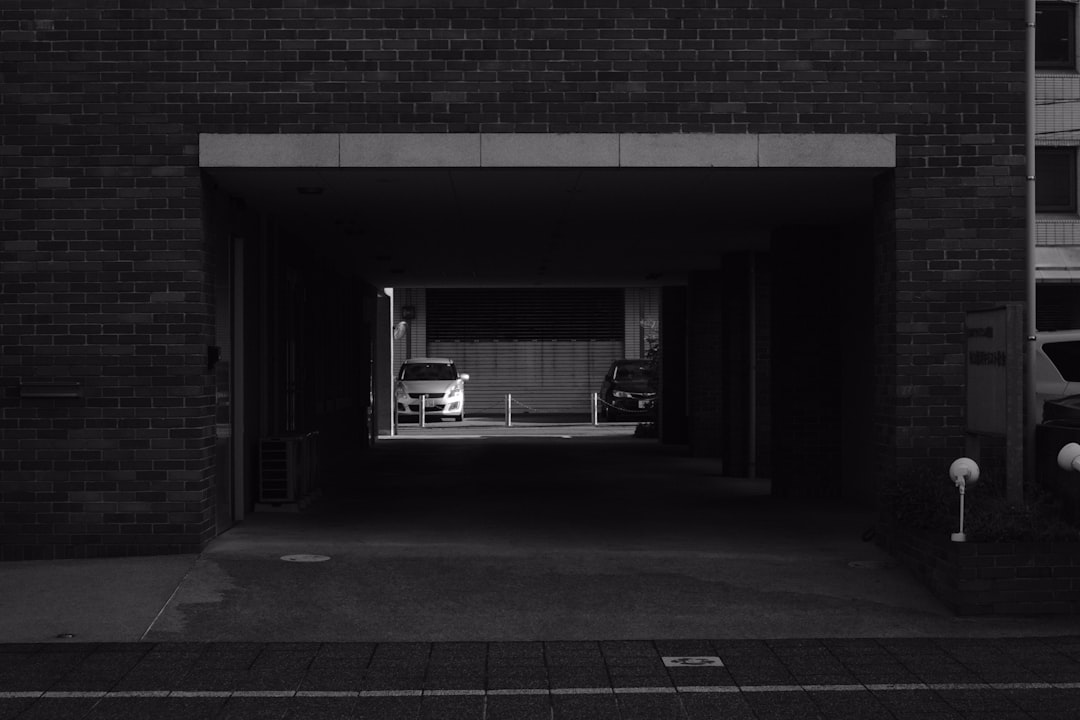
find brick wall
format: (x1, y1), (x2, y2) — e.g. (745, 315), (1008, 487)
(880, 526), (1080, 616)
(1, 1), (1027, 557)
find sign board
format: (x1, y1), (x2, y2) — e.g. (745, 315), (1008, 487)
(964, 304), (1025, 503)
(965, 307), (1012, 435)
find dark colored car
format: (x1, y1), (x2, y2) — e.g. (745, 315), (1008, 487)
(599, 359), (657, 421)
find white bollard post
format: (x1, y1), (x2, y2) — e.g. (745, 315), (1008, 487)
(419, 394), (427, 428)
(591, 393), (599, 426)
(506, 393), (513, 427)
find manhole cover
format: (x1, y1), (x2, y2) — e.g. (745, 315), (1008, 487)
(281, 554), (331, 563)
(847, 560), (893, 570)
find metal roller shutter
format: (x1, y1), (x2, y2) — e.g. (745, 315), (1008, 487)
(431, 339), (624, 414)
(427, 288), (625, 414)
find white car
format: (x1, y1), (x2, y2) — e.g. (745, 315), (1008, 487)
(1035, 330), (1080, 421)
(395, 357), (469, 421)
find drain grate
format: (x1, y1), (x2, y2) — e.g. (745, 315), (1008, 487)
(280, 554), (331, 563)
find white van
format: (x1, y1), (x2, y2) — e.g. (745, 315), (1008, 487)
(1035, 330), (1080, 421)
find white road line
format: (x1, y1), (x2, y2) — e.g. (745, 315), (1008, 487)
(10, 682), (1077, 701)
(108, 691), (171, 698)
(169, 691), (233, 698)
(45, 691), (107, 698)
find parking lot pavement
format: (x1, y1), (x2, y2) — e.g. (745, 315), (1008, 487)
(2, 638), (1078, 719)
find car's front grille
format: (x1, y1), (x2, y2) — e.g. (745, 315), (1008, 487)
(408, 392), (441, 398)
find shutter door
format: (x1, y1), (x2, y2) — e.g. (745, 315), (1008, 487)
(431, 340), (623, 414)
(427, 288), (625, 414)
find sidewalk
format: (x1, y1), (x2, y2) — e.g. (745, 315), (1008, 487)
(1, 638), (1079, 719)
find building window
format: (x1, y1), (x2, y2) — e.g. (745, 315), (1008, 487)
(1036, 146), (1078, 213)
(1037, 2), (1077, 69)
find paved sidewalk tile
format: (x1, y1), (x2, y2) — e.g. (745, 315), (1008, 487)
(680, 692), (756, 720)
(0, 639), (1079, 718)
(420, 694), (485, 720)
(354, 695), (423, 719)
(485, 694), (551, 720)
(613, 692), (686, 720)
(551, 693), (620, 720)
(12, 697), (100, 720)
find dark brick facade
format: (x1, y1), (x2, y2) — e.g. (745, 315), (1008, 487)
(2, 1), (1027, 558)
(879, 526), (1080, 616)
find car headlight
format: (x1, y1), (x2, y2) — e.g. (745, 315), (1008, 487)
(446, 381), (464, 398)
(612, 390), (632, 399)
(395, 384), (409, 400)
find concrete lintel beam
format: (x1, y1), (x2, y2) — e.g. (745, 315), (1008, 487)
(481, 133), (620, 167)
(619, 134), (758, 167)
(198, 133), (897, 169)
(199, 134), (339, 167)
(758, 134), (896, 168)
(341, 133), (480, 167)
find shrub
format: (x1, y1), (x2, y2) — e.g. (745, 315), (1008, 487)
(879, 462), (1079, 543)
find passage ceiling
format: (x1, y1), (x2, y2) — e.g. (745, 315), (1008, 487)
(206, 166), (883, 288)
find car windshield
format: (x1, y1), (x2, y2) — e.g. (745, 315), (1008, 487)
(613, 363), (654, 381)
(401, 363), (458, 381)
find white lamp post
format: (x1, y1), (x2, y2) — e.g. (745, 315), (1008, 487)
(949, 457), (980, 543)
(1057, 443), (1080, 473)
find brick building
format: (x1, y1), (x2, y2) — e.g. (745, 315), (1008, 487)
(1, 1), (1028, 559)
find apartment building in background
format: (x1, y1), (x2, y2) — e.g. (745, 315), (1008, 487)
(1037, 0), (1080, 328)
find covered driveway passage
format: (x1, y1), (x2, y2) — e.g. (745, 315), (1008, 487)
(140, 432), (963, 642)
(199, 133), (895, 524)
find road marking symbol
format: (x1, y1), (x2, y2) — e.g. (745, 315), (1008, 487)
(662, 656), (724, 668)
